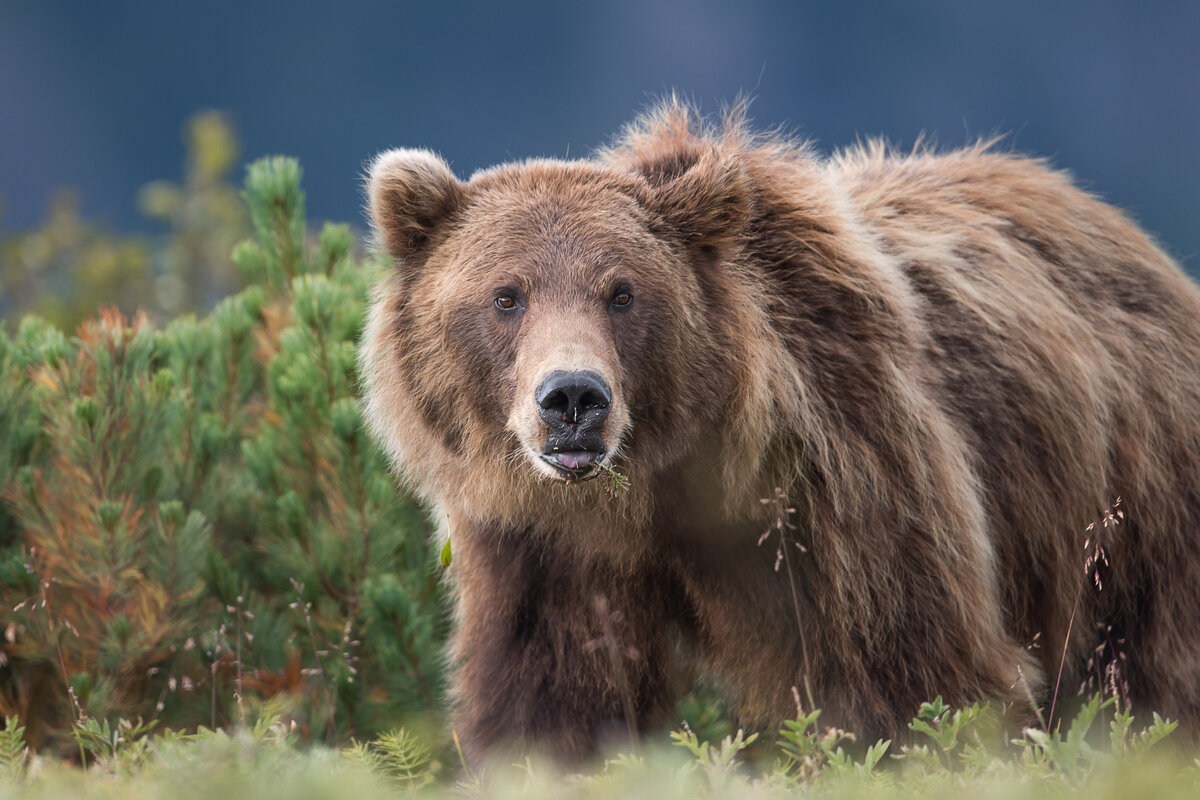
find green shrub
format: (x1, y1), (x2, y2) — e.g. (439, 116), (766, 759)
(0, 156), (444, 755)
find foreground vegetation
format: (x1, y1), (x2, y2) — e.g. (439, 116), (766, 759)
(1, 116), (1197, 796)
(0, 695), (1194, 799)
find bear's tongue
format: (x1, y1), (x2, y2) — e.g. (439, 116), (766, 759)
(556, 451), (596, 470)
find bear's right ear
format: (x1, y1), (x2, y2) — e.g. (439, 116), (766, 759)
(609, 130), (751, 251)
(367, 148), (466, 264)
(631, 146), (750, 250)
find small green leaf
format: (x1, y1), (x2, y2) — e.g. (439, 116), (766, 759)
(440, 538), (452, 570)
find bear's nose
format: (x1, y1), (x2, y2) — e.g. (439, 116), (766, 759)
(536, 370), (611, 427)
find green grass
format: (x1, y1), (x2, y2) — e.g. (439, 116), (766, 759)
(0, 695), (1195, 799)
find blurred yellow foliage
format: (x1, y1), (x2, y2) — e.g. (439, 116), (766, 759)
(1, 112), (248, 331)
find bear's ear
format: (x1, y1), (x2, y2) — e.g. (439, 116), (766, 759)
(643, 150), (749, 248)
(613, 131), (751, 249)
(367, 148), (466, 263)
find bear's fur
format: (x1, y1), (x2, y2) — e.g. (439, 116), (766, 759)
(359, 103), (1200, 765)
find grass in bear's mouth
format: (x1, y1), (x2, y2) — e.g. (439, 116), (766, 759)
(598, 461), (630, 499)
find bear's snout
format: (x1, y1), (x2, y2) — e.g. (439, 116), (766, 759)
(535, 370), (612, 477)
(536, 370), (611, 426)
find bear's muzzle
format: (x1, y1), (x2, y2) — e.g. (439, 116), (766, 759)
(536, 369), (611, 479)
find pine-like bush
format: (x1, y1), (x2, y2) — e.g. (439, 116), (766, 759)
(0, 157), (444, 754)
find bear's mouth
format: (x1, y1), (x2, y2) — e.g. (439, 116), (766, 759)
(540, 449), (605, 481)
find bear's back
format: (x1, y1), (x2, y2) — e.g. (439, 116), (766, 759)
(829, 143), (1200, 681)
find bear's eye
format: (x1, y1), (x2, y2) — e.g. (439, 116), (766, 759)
(610, 291), (633, 309)
(494, 295), (519, 311)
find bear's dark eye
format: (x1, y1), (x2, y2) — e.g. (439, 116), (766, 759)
(610, 291), (633, 309)
(495, 295), (518, 311)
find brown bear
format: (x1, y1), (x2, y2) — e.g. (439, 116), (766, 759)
(359, 102), (1200, 766)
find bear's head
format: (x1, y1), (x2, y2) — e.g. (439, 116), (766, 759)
(360, 131), (769, 530)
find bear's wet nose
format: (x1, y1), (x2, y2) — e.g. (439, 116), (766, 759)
(536, 370), (611, 427)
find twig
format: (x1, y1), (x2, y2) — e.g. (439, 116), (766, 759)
(1047, 498), (1121, 732)
(761, 488), (815, 710)
(290, 579), (338, 743)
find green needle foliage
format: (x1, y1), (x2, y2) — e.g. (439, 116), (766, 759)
(0, 155), (444, 755)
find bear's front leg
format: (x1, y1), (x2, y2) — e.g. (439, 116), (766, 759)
(446, 522), (682, 767)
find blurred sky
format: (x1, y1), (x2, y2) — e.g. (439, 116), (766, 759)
(2, 0), (1198, 272)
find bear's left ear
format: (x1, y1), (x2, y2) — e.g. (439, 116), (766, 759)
(622, 143), (752, 250)
(367, 148), (467, 265)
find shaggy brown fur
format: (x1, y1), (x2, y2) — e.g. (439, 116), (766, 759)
(359, 103), (1200, 766)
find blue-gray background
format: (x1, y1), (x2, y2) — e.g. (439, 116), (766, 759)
(3, 0), (1198, 272)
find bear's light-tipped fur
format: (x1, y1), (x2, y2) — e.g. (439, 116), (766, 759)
(360, 102), (1200, 766)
